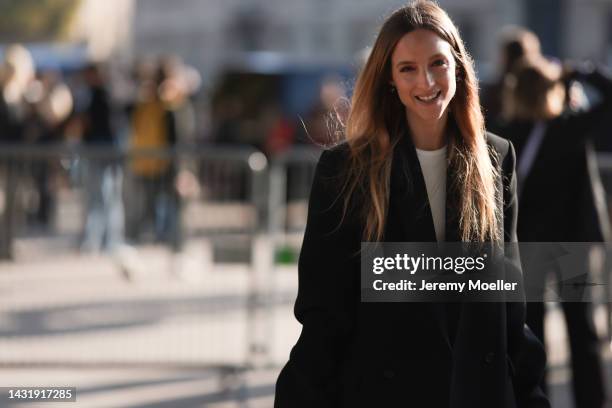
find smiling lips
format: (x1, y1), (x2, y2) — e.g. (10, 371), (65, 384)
(415, 90), (441, 103)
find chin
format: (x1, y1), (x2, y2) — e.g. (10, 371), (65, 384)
(416, 110), (446, 122)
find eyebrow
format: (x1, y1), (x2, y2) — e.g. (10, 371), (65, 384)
(395, 53), (447, 67)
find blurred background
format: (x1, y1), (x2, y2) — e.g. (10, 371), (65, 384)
(0, 0), (611, 407)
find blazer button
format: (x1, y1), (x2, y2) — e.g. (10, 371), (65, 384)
(484, 352), (495, 364)
(383, 369), (395, 379)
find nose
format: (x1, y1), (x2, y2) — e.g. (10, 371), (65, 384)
(417, 68), (434, 88)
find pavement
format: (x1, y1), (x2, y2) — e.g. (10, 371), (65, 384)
(0, 237), (610, 408)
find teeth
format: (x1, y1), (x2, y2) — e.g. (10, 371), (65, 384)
(416, 91), (440, 102)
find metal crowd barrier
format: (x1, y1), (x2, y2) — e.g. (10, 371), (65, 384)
(0, 144), (269, 257)
(0, 143), (274, 386)
(268, 146), (322, 263)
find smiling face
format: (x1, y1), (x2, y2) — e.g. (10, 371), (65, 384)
(390, 28), (457, 133)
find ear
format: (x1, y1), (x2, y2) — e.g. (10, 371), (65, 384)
(455, 66), (463, 82)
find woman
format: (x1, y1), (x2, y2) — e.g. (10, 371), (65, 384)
(497, 56), (612, 408)
(275, 2), (548, 407)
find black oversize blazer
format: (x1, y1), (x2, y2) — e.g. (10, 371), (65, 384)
(275, 131), (549, 408)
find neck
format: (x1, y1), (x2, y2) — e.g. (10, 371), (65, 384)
(407, 111), (448, 151)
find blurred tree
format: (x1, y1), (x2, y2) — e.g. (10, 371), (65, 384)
(0, 0), (81, 42)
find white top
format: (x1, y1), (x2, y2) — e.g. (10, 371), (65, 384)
(416, 146), (447, 242)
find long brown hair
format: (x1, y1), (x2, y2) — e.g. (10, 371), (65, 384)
(343, 0), (500, 242)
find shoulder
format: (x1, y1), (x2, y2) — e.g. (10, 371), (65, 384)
(320, 140), (351, 164)
(485, 131), (515, 171)
(485, 131), (511, 159)
(315, 141), (352, 179)
(485, 132), (517, 198)
(311, 141), (363, 220)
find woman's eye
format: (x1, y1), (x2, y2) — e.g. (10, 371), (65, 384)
(432, 59), (447, 67)
(399, 66), (415, 73)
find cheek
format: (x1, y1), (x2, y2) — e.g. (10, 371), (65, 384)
(441, 70), (457, 101)
(392, 80), (414, 106)
(447, 77), (457, 100)
(396, 86), (414, 108)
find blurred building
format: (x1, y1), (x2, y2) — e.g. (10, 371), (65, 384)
(128, 0), (612, 83)
(3, 1), (612, 85)
(72, 0), (135, 61)
(129, 0), (513, 82)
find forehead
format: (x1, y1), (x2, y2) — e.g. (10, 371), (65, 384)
(391, 28), (453, 62)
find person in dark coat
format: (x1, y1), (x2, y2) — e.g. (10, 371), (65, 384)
(79, 63), (125, 253)
(0, 44), (35, 258)
(481, 26), (542, 129)
(495, 56), (611, 408)
(275, 2), (549, 407)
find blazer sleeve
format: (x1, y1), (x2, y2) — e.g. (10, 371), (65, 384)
(502, 140), (551, 408)
(275, 147), (359, 408)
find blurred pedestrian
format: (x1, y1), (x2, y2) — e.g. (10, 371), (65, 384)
(156, 56), (200, 251)
(0, 44), (35, 258)
(496, 55), (611, 408)
(0, 44), (34, 143)
(24, 69), (73, 228)
(157, 56), (198, 146)
(275, 2), (548, 407)
(481, 26), (541, 129)
(127, 61), (179, 247)
(262, 103), (295, 157)
(77, 63), (125, 253)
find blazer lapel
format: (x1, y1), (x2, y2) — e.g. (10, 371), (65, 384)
(445, 159), (462, 242)
(387, 134), (437, 243)
(386, 133), (453, 353)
